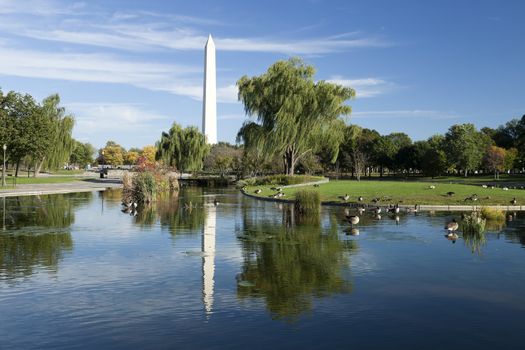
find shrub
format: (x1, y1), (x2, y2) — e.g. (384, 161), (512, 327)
(480, 207), (506, 221)
(295, 189), (321, 214)
(132, 171), (157, 204)
(461, 211), (486, 235)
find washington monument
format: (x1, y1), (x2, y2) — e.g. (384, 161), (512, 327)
(202, 34), (217, 144)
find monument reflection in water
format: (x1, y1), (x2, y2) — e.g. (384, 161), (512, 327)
(202, 204), (216, 315)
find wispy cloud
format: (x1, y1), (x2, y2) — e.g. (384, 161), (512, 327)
(66, 102), (170, 147)
(0, 0), (84, 15)
(351, 110), (460, 120)
(0, 2), (390, 55)
(327, 76), (394, 98)
(0, 44), (239, 102)
(0, 1), (390, 105)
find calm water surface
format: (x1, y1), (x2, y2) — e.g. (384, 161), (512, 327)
(1, 188), (525, 349)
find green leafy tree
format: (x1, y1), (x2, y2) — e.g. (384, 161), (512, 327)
(503, 147), (518, 171)
(338, 125), (378, 180)
(1, 91), (51, 176)
(37, 94), (75, 175)
(444, 124), (492, 177)
(237, 58), (354, 175)
(156, 123), (210, 172)
(69, 140), (95, 168)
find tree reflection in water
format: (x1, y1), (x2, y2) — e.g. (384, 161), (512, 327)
(132, 187), (206, 235)
(237, 205), (357, 321)
(0, 193), (91, 280)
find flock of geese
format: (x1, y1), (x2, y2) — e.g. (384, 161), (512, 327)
(248, 184), (521, 239)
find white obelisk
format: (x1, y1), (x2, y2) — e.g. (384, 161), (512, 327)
(202, 205), (216, 316)
(202, 34), (217, 144)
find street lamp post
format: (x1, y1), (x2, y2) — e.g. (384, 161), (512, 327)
(100, 150), (105, 179)
(2, 144), (6, 187)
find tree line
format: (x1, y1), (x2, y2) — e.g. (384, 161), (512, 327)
(0, 89), (96, 176)
(151, 58), (524, 179)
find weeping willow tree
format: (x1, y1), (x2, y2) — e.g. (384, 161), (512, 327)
(237, 58), (355, 175)
(35, 94), (75, 175)
(156, 123), (210, 172)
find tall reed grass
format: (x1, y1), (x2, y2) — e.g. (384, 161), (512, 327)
(294, 189), (321, 214)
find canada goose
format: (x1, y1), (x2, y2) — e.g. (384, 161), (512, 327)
(346, 215), (360, 226)
(446, 192), (455, 197)
(511, 197), (517, 205)
(407, 204), (418, 213)
(445, 219), (459, 232)
(339, 194), (350, 201)
(372, 197), (380, 203)
(132, 202), (138, 208)
(254, 189), (262, 194)
(375, 214), (382, 220)
(213, 199), (219, 206)
(373, 207), (382, 214)
(358, 196), (364, 202)
(387, 204), (400, 214)
(358, 207), (365, 214)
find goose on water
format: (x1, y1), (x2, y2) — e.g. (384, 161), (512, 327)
(445, 219), (459, 232)
(346, 215), (360, 227)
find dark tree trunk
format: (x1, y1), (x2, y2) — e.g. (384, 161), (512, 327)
(15, 159), (20, 177)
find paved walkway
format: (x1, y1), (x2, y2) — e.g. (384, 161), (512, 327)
(0, 179), (122, 197)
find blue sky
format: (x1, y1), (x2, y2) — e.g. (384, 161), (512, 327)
(0, 0), (523, 149)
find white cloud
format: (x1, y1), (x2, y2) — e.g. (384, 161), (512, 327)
(0, 44), (239, 102)
(327, 76), (393, 98)
(0, 2), (390, 55)
(15, 26), (388, 54)
(67, 102), (168, 130)
(66, 102), (171, 147)
(0, 0), (84, 16)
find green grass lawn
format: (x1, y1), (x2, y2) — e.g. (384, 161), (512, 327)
(1, 176), (86, 185)
(246, 179), (524, 205)
(48, 169), (86, 176)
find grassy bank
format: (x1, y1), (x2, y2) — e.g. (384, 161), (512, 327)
(1, 176), (86, 185)
(245, 179), (523, 206)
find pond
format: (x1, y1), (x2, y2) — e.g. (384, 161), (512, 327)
(1, 187), (525, 349)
